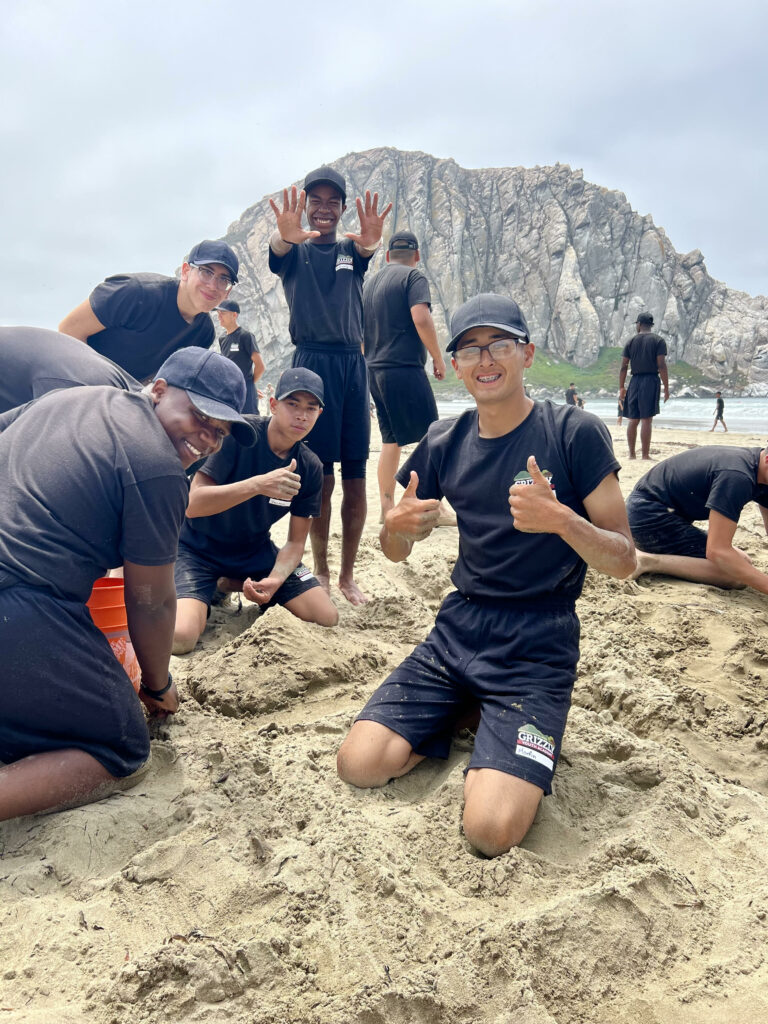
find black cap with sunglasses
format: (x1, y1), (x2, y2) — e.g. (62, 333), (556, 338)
(447, 293), (530, 353)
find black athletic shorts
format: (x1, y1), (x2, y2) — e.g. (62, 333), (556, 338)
(624, 373), (661, 420)
(174, 540), (320, 609)
(0, 584), (150, 778)
(368, 366), (438, 446)
(626, 492), (708, 558)
(356, 590), (579, 794)
(292, 344), (370, 464)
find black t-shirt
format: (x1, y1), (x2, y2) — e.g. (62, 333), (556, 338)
(632, 446), (768, 524)
(363, 263), (432, 368)
(716, 397), (725, 414)
(88, 273), (215, 380)
(565, 388), (577, 405)
(622, 332), (667, 375)
(219, 326), (259, 383)
(0, 387), (188, 602)
(397, 401), (620, 601)
(269, 239), (371, 347)
(180, 416), (323, 574)
(0, 326), (140, 414)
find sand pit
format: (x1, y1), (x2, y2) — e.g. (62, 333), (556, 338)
(2, 424), (768, 1023)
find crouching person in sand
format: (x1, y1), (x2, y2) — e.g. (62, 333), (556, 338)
(0, 349), (255, 821)
(337, 294), (635, 857)
(172, 367), (339, 655)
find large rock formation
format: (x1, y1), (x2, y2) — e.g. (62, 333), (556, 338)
(222, 148), (768, 391)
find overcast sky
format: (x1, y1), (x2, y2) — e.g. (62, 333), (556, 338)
(2, 0), (766, 327)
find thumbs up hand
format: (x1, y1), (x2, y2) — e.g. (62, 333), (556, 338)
(384, 472), (441, 541)
(255, 458), (301, 500)
(508, 456), (565, 534)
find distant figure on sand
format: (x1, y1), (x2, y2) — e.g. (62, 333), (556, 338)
(59, 240), (240, 381)
(363, 229), (446, 518)
(216, 299), (265, 414)
(710, 392), (728, 432)
(616, 394), (624, 426)
(268, 166), (392, 605)
(337, 293), (635, 858)
(627, 446), (768, 592)
(565, 382), (578, 406)
(0, 349), (255, 821)
(619, 312), (669, 460)
(173, 368), (338, 655)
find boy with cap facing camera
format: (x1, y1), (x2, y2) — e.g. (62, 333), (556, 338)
(216, 299), (265, 414)
(173, 367), (338, 655)
(269, 166), (392, 606)
(59, 240), (240, 382)
(337, 294), (635, 857)
(0, 348), (255, 821)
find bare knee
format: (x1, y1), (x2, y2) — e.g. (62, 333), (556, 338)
(462, 804), (532, 857)
(462, 770), (543, 857)
(172, 624), (202, 655)
(337, 721), (416, 789)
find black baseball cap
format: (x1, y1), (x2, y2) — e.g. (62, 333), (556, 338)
(389, 230), (419, 251)
(447, 293), (530, 352)
(304, 166), (346, 203)
(275, 367), (325, 407)
(215, 299), (240, 314)
(155, 348), (256, 446)
(187, 240), (239, 284)
(636, 312), (654, 325)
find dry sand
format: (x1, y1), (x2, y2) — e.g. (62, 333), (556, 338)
(2, 423), (768, 1024)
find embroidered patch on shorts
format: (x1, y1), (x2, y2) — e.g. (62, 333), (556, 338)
(293, 565), (315, 581)
(268, 498), (292, 507)
(515, 724), (556, 772)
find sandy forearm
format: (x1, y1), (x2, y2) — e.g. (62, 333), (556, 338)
(558, 507), (636, 578)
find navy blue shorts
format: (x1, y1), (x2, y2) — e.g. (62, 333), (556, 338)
(0, 584), (149, 778)
(356, 591), (580, 794)
(368, 366), (438, 447)
(174, 540), (320, 609)
(626, 492), (708, 558)
(625, 373), (661, 420)
(292, 344), (370, 464)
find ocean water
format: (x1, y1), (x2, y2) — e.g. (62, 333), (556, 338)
(436, 396), (768, 436)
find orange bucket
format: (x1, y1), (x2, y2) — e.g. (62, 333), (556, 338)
(87, 578), (141, 693)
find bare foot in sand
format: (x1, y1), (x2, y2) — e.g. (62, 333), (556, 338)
(339, 578), (368, 605)
(628, 550), (653, 580)
(435, 502), (457, 528)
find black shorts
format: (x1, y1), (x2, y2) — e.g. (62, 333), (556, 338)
(356, 591), (579, 794)
(625, 374), (661, 420)
(0, 584), (149, 777)
(174, 540), (320, 609)
(368, 365), (438, 446)
(292, 344), (370, 464)
(626, 492), (708, 558)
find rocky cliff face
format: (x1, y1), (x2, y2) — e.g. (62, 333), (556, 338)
(222, 148), (768, 391)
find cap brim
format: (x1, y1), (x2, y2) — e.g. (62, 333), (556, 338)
(187, 391), (256, 446)
(447, 321), (529, 352)
(275, 387), (325, 408)
(304, 178), (346, 201)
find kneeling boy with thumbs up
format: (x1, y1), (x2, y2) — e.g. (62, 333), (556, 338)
(337, 294), (636, 857)
(173, 367), (338, 653)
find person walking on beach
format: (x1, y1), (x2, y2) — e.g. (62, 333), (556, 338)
(618, 312), (669, 460)
(268, 166), (392, 605)
(173, 368), (338, 655)
(216, 299), (265, 414)
(710, 392), (728, 432)
(337, 293), (635, 857)
(363, 229), (446, 518)
(627, 446), (768, 592)
(0, 349), (255, 821)
(59, 240), (240, 381)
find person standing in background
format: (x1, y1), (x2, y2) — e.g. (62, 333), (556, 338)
(216, 299), (265, 414)
(710, 392), (728, 432)
(618, 312), (669, 460)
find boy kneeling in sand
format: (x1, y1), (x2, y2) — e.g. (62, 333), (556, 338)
(337, 294), (635, 857)
(173, 368), (338, 654)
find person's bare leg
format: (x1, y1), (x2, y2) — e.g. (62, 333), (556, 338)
(339, 476), (368, 605)
(462, 768), (543, 857)
(173, 597), (209, 654)
(337, 720), (424, 787)
(283, 587), (339, 627)
(626, 418), (639, 459)
(309, 473), (335, 594)
(0, 749), (120, 821)
(377, 442), (402, 520)
(630, 548), (746, 588)
(722, 420), (728, 432)
(640, 417), (654, 459)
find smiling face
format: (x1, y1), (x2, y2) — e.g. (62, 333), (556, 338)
(305, 184), (345, 239)
(452, 326), (534, 407)
(178, 261), (234, 317)
(150, 381), (231, 467)
(267, 391), (323, 454)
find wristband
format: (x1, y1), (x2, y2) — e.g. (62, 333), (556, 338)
(140, 672), (173, 702)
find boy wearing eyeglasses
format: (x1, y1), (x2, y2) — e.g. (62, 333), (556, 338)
(337, 293), (635, 857)
(59, 240), (240, 382)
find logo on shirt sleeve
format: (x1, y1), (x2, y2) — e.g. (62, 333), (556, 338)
(515, 725), (556, 772)
(336, 254), (354, 272)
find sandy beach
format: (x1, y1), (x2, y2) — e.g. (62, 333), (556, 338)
(2, 422), (767, 1024)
